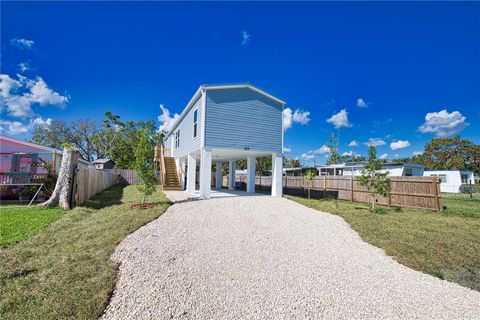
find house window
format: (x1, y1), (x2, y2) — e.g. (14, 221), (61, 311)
(175, 130), (180, 148)
(461, 174), (469, 184)
(433, 174), (447, 184)
(193, 109), (198, 138)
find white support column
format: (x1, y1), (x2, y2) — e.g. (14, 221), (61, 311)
(215, 162), (223, 189)
(271, 153), (283, 197)
(199, 148), (212, 199)
(187, 154), (196, 196)
(247, 156), (256, 193)
(228, 161), (236, 190)
(180, 158), (186, 190)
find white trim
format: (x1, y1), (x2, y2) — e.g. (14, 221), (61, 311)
(164, 87), (202, 141)
(204, 84), (286, 105)
(200, 88), (207, 148)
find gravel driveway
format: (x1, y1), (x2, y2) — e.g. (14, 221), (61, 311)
(102, 192), (480, 320)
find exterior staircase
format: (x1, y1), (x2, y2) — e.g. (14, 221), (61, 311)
(163, 157), (182, 191)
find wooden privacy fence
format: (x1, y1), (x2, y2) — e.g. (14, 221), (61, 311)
(73, 168), (119, 206)
(99, 169), (139, 185)
(228, 175), (442, 212)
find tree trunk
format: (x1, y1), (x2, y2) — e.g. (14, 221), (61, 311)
(39, 147), (79, 210)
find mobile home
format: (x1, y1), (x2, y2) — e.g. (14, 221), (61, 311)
(423, 170), (474, 193)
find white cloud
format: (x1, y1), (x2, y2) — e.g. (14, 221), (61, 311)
(413, 151), (423, 156)
(342, 151), (361, 158)
(241, 30), (251, 45)
(313, 145), (330, 154)
(30, 116), (52, 127)
(379, 153), (388, 160)
(326, 108), (352, 128)
(292, 109), (310, 125)
(356, 98), (367, 108)
(390, 140), (410, 150)
(283, 108), (293, 130)
(283, 107), (311, 131)
(157, 104), (180, 132)
(0, 119), (30, 135)
(0, 74), (69, 118)
(0, 116), (52, 136)
(283, 147), (291, 153)
(0, 74), (21, 98)
(364, 137), (386, 147)
(19, 62), (29, 73)
(28, 77), (69, 106)
(301, 152), (315, 161)
(418, 109), (468, 137)
(348, 140), (358, 147)
(10, 38), (35, 50)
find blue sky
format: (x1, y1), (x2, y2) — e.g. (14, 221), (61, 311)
(1, 2), (479, 164)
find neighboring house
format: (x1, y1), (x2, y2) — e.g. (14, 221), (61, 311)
(163, 83), (285, 199)
(93, 158), (115, 169)
(316, 162), (425, 177)
(283, 167), (318, 177)
(0, 135), (92, 184)
(423, 170), (474, 193)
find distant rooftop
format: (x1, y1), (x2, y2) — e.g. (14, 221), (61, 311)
(93, 158), (113, 164)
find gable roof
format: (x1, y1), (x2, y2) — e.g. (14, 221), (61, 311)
(0, 135), (91, 165)
(1, 135), (61, 153)
(164, 83), (286, 140)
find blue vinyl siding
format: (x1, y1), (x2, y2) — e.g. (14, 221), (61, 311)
(205, 88), (283, 154)
(171, 96), (202, 158)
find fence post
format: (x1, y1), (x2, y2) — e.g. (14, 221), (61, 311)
(323, 176), (326, 198)
(350, 176), (354, 202)
(433, 176), (442, 212)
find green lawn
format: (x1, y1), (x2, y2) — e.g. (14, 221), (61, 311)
(0, 206), (64, 247)
(0, 185), (170, 320)
(285, 194), (480, 292)
(441, 193), (480, 218)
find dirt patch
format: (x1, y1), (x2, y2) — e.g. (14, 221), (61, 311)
(131, 203), (155, 209)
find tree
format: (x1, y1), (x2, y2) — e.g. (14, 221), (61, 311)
(419, 136), (480, 174)
(92, 112), (164, 169)
(39, 147), (79, 209)
(358, 146), (391, 211)
(304, 169), (316, 203)
(340, 154), (366, 163)
(31, 119), (98, 162)
(134, 128), (157, 205)
(326, 132), (340, 165)
(236, 156), (272, 175)
(284, 157), (301, 168)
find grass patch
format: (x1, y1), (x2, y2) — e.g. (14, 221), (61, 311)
(0, 185), (170, 320)
(285, 194), (480, 292)
(0, 206), (64, 247)
(441, 193), (480, 218)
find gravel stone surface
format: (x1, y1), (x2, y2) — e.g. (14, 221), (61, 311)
(102, 191), (480, 320)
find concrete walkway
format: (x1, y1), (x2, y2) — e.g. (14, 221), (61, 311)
(102, 193), (480, 320)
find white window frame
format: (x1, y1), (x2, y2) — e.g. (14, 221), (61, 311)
(193, 109), (198, 138)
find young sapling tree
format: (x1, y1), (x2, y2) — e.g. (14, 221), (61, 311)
(358, 145), (391, 211)
(134, 128), (157, 206)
